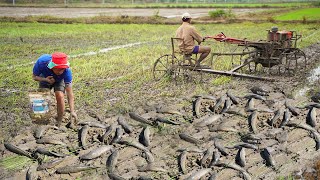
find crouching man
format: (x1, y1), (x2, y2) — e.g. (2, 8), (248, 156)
(32, 52), (77, 127)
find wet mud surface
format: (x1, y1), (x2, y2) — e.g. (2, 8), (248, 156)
(1, 43), (320, 179)
(0, 7), (267, 18)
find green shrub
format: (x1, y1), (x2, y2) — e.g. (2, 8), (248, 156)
(208, 9), (235, 19)
(312, 1), (320, 7)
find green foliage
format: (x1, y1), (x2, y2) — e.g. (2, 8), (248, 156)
(312, 1), (320, 7)
(0, 155), (33, 171)
(274, 8), (320, 21)
(211, 76), (232, 85)
(208, 9), (235, 19)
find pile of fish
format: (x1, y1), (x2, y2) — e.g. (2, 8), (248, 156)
(3, 86), (320, 179)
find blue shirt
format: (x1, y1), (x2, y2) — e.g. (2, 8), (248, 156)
(33, 54), (72, 85)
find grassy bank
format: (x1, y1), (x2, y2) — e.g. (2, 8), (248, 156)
(274, 8), (320, 21)
(0, 2), (312, 8)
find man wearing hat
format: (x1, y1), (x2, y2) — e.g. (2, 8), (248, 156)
(176, 12), (211, 67)
(32, 52), (77, 127)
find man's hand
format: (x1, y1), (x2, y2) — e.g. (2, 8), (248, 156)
(46, 76), (55, 84)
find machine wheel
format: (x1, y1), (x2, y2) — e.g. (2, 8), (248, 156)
(281, 48), (307, 74)
(153, 54), (177, 81)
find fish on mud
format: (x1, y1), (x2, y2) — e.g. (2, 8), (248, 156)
(129, 112), (154, 126)
(155, 117), (180, 125)
(285, 100), (299, 116)
(139, 126), (151, 147)
(107, 149), (119, 173)
(177, 147), (205, 154)
(287, 122), (320, 150)
(279, 109), (291, 127)
(286, 122), (317, 132)
(211, 95), (227, 114)
(179, 133), (202, 144)
(209, 150), (220, 167)
(56, 165), (98, 174)
(248, 111), (258, 134)
(244, 93), (266, 101)
(4, 143), (33, 159)
(269, 109), (283, 127)
(242, 134), (263, 144)
(213, 138), (229, 156)
(227, 142), (258, 150)
(307, 107), (317, 127)
(208, 173), (217, 180)
(245, 98), (256, 112)
(117, 116), (133, 134)
(37, 158), (65, 171)
(101, 124), (115, 144)
(225, 108), (247, 118)
(250, 86), (269, 96)
(262, 147), (275, 167)
(200, 146), (215, 167)
(303, 102), (320, 109)
(221, 98), (232, 114)
(34, 125), (59, 139)
(35, 148), (66, 157)
(110, 127), (123, 144)
(196, 115), (221, 127)
(311, 130), (320, 150)
(80, 145), (113, 160)
(215, 162), (251, 180)
(179, 150), (188, 174)
(26, 166), (37, 180)
(78, 121), (107, 129)
(79, 125), (89, 149)
(235, 147), (246, 167)
(209, 124), (238, 133)
(156, 106), (183, 116)
(185, 168), (211, 180)
(194, 97), (203, 118)
(36, 137), (66, 146)
(227, 91), (240, 105)
(138, 163), (166, 172)
(143, 149), (155, 163)
(119, 139), (148, 151)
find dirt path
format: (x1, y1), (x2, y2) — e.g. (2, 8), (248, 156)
(0, 7), (267, 18)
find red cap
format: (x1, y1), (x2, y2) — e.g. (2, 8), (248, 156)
(51, 52), (69, 69)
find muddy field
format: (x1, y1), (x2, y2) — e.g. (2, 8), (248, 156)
(1, 42), (320, 179)
(0, 7), (267, 18)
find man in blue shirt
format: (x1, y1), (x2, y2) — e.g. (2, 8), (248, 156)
(33, 52), (77, 127)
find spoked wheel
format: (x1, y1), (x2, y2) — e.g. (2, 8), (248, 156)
(174, 57), (195, 83)
(281, 48), (307, 75)
(153, 54), (177, 81)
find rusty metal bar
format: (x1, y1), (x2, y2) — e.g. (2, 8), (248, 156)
(183, 66), (275, 81)
(229, 58), (255, 72)
(211, 50), (257, 56)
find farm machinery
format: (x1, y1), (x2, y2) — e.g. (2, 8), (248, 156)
(153, 27), (307, 82)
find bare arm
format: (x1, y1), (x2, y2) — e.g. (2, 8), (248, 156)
(32, 74), (55, 84)
(65, 84), (75, 113)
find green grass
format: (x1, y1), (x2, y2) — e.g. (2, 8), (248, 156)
(0, 2), (313, 8)
(0, 155), (33, 171)
(275, 8), (320, 21)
